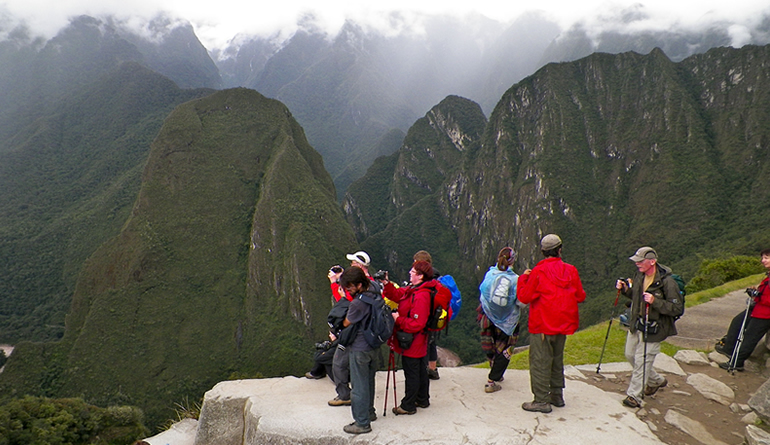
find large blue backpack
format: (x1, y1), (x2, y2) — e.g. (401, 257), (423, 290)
(438, 275), (462, 321)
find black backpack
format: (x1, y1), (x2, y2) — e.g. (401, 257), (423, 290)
(669, 273), (686, 320)
(358, 292), (395, 349)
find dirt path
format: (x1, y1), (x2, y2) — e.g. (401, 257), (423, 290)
(583, 289), (769, 444)
(667, 289), (750, 350)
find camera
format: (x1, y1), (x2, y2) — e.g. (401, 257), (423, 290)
(330, 265), (343, 274)
(746, 288), (761, 298)
(372, 270), (388, 281)
(315, 340), (333, 350)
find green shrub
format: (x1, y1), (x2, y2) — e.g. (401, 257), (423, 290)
(687, 256), (764, 293)
(0, 396), (148, 445)
(0, 350), (6, 369)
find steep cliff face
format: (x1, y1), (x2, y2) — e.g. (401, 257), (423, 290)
(343, 95), (487, 279)
(0, 88), (357, 426)
(348, 45), (770, 347)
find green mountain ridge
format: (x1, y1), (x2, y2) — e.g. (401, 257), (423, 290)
(0, 62), (212, 342)
(0, 88), (358, 428)
(346, 45), (770, 359)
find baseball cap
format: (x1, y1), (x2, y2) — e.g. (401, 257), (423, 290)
(346, 251), (371, 267)
(629, 246), (657, 262)
(540, 234), (562, 251)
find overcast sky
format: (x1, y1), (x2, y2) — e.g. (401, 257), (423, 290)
(1, 0), (769, 49)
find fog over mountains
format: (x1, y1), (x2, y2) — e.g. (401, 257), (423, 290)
(2, 4), (770, 431)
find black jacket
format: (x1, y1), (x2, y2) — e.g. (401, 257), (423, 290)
(622, 263), (684, 343)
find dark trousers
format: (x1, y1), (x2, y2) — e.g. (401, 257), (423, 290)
(400, 355), (429, 411)
(488, 348), (510, 382)
(724, 310), (770, 366)
(528, 333), (566, 403)
(428, 332), (438, 362)
(332, 346), (350, 400)
(349, 349), (377, 427)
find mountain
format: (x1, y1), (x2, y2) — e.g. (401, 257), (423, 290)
(346, 45), (770, 360)
(0, 15), (221, 146)
(0, 62), (212, 342)
(215, 16), (560, 194)
(0, 88), (358, 428)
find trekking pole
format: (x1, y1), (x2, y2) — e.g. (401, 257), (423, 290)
(597, 287), (622, 373)
(728, 297), (752, 374)
(641, 301), (649, 399)
(383, 350), (394, 416)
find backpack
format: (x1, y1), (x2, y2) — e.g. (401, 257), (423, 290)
(358, 293), (395, 349)
(425, 281), (453, 332)
(438, 275), (462, 321)
(670, 273), (686, 320)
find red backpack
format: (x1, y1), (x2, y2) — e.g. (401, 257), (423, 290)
(425, 280), (453, 331)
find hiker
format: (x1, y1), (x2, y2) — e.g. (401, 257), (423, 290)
(478, 246), (522, 393)
(325, 251), (377, 406)
(413, 250), (441, 380)
(382, 260), (433, 415)
(338, 267), (381, 435)
(517, 234), (586, 413)
(616, 246), (683, 408)
(715, 248), (770, 372)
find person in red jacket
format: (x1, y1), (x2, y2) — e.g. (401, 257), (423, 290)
(517, 234), (586, 413)
(382, 260), (433, 415)
(716, 248), (770, 372)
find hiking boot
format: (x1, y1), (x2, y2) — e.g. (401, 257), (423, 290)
(522, 401), (552, 413)
(549, 393), (565, 407)
(622, 396), (641, 408)
(392, 406), (416, 415)
(719, 361), (744, 372)
(714, 343), (731, 358)
(328, 397), (351, 406)
(305, 372), (323, 379)
(343, 422), (372, 434)
(370, 412), (377, 422)
(485, 381), (502, 393)
(644, 377), (668, 396)
(427, 368), (440, 380)
(416, 401), (430, 409)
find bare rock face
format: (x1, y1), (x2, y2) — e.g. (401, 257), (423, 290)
(686, 373), (735, 405)
(664, 409), (728, 445)
(745, 424), (770, 445)
(673, 350), (710, 366)
(749, 377), (770, 422)
(191, 368), (664, 445)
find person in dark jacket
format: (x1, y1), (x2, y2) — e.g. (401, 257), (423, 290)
(616, 246), (684, 408)
(382, 260), (433, 415)
(338, 266), (381, 435)
(517, 234), (586, 413)
(715, 248), (770, 372)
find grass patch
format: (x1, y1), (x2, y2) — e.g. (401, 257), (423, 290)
(685, 273), (764, 307)
(490, 322), (681, 370)
(474, 275), (766, 371)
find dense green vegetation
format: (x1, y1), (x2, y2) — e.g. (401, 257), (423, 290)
(0, 396), (147, 445)
(0, 63), (212, 343)
(0, 88), (358, 430)
(345, 45), (770, 363)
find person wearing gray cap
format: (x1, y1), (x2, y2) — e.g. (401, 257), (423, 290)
(517, 234), (586, 413)
(616, 246), (684, 408)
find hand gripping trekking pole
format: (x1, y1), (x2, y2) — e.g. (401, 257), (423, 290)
(597, 288), (622, 373)
(728, 297), (752, 374)
(641, 301), (649, 399)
